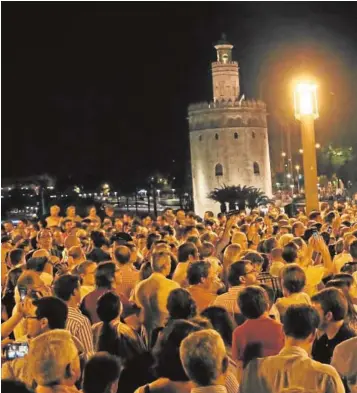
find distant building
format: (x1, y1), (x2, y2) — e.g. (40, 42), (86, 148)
(188, 36), (272, 216)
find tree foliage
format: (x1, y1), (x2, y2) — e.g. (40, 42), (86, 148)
(208, 184), (268, 212)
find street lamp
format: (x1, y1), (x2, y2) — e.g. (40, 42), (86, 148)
(295, 165), (301, 193)
(294, 81), (319, 213)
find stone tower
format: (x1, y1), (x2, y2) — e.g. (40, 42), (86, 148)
(188, 36), (272, 217)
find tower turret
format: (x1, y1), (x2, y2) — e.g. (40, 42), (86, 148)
(211, 34), (240, 102)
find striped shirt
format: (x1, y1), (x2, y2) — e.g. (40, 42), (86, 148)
(213, 286), (244, 315)
(66, 306), (94, 359)
(192, 385), (228, 393)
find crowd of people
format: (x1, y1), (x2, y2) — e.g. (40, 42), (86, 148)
(1, 202), (357, 393)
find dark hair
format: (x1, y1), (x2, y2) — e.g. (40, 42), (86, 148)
(114, 246), (131, 265)
(283, 305), (320, 339)
(282, 242), (298, 263)
(8, 249), (25, 267)
(199, 242), (214, 259)
(187, 261), (210, 285)
(244, 252), (264, 266)
(264, 238), (277, 254)
(350, 240), (357, 259)
(147, 233), (161, 250)
(139, 261), (152, 280)
(238, 286), (268, 319)
(96, 292), (122, 356)
(26, 257), (48, 273)
(33, 297), (68, 329)
(311, 288), (348, 322)
(228, 260), (250, 286)
(325, 279), (357, 325)
(53, 274), (80, 301)
(167, 288), (197, 320)
(333, 273), (354, 287)
(260, 284), (275, 307)
(201, 307), (234, 347)
(324, 211), (336, 224)
(95, 262), (116, 288)
(91, 231), (107, 248)
(281, 264), (306, 293)
(309, 211), (321, 221)
(1, 380), (34, 393)
(320, 231), (330, 246)
(162, 225), (174, 236)
(152, 320), (201, 381)
(83, 353), (121, 393)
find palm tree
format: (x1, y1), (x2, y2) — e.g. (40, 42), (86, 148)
(208, 184), (268, 212)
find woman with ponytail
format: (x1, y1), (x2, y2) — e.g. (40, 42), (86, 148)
(92, 292), (145, 364)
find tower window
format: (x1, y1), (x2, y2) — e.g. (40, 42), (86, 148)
(215, 163), (223, 177)
(252, 131), (256, 139)
(215, 133), (219, 140)
(253, 162), (260, 175)
(234, 132), (239, 139)
(199, 135), (202, 141)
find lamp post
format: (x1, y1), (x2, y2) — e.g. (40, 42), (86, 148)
(294, 82), (319, 214)
(295, 165), (300, 193)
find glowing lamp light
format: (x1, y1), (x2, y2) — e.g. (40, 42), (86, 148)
(294, 82), (319, 120)
(315, 143), (321, 149)
(299, 149), (304, 154)
(281, 152), (287, 157)
(295, 165), (300, 171)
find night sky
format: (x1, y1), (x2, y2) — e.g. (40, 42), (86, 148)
(2, 2), (357, 189)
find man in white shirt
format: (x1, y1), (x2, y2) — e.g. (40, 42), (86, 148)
(240, 305), (345, 393)
(132, 250), (179, 347)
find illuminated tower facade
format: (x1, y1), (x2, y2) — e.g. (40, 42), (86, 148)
(188, 36), (272, 217)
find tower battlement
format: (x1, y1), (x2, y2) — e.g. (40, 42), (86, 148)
(188, 99), (267, 113)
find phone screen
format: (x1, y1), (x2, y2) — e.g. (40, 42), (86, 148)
(5, 343), (29, 360)
(18, 286), (27, 301)
(312, 251), (322, 265)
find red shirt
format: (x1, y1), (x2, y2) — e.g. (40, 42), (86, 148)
(232, 315), (284, 361)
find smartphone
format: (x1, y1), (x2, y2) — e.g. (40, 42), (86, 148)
(312, 251), (322, 265)
(4, 343), (29, 360)
(18, 286), (27, 302)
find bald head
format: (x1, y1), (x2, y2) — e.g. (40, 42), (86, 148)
(114, 245), (131, 265)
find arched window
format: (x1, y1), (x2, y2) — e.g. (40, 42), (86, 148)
(252, 131), (256, 139)
(199, 135), (202, 141)
(215, 133), (219, 140)
(234, 132), (239, 139)
(215, 163), (223, 177)
(253, 162), (260, 175)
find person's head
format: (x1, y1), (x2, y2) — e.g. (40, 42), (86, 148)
(105, 205), (115, 217)
(66, 206), (76, 217)
(113, 245), (131, 265)
(271, 247), (283, 262)
(139, 261), (153, 280)
(91, 231), (107, 248)
(8, 248), (25, 268)
(231, 231), (248, 250)
(4, 266), (24, 296)
(54, 274), (81, 305)
(4, 220), (14, 233)
(187, 261), (214, 289)
(25, 297), (68, 338)
(282, 242), (298, 264)
(1, 380), (34, 393)
(281, 264), (306, 295)
(151, 251), (171, 277)
(350, 240), (357, 260)
(264, 237), (278, 255)
(37, 229), (53, 250)
(311, 288), (348, 331)
(238, 285), (269, 319)
(97, 292), (122, 323)
(167, 288), (197, 320)
(223, 244), (242, 267)
(309, 210), (322, 223)
(50, 205), (60, 217)
(17, 270), (45, 295)
(76, 261), (97, 286)
(292, 221), (306, 238)
(88, 206), (97, 216)
(243, 252), (264, 273)
(283, 305), (320, 349)
(228, 260), (258, 287)
(28, 330), (80, 387)
(83, 353), (121, 393)
(68, 245), (85, 264)
(200, 242), (215, 259)
(180, 329), (228, 386)
(95, 261), (122, 289)
(153, 320), (202, 381)
(260, 284), (275, 310)
(26, 257), (49, 274)
(201, 307), (234, 347)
